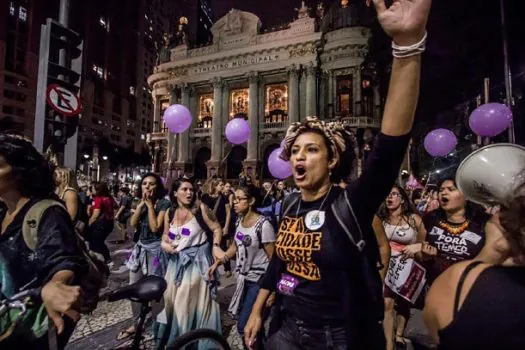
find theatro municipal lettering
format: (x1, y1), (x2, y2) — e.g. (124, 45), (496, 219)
(192, 55), (280, 74)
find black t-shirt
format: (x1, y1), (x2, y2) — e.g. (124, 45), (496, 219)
(0, 198), (88, 346)
(423, 211), (487, 285)
(119, 194), (132, 213)
(260, 132), (411, 324)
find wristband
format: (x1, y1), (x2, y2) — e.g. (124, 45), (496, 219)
(392, 32), (427, 58)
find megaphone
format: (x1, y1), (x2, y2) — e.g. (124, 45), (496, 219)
(456, 143), (525, 206)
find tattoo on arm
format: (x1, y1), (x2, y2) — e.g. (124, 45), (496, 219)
(204, 205), (218, 223)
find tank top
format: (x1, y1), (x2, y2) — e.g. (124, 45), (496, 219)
(168, 216), (206, 252)
(383, 221), (418, 245)
(439, 264), (525, 349)
(423, 212), (486, 285)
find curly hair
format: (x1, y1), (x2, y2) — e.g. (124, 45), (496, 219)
(136, 172), (166, 201)
(499, 174), (525, 262)
(0, 133), (55, 198)
(280, 117), (356, 183)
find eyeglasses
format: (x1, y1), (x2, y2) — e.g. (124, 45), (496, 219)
(233, 197), (249, 203)
(387, 193), (401, 198)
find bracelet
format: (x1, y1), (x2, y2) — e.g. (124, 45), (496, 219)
(392, 32), (427, 58)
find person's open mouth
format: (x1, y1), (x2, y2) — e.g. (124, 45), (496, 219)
(294, 165), (306, 181)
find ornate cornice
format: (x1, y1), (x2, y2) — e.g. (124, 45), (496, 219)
(289, 45), (316, 58)
(247, 71), (260, 84)
(211, 77), (223, 89)
(287, 64), (299, 78)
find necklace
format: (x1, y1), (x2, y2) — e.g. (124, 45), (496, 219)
(171, 207), (190, 240)
(295, 186), (333, 232)
(438, 220), (470, 235)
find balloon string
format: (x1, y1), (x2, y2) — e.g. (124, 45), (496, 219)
(423, 157), (438, 192)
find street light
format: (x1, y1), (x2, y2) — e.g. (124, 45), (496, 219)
(83, 154), (89, 159)
(102, 155), (108, 160)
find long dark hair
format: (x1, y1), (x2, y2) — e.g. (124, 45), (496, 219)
(435, 177), (489, 225)
(136, 172), (166, 201)
(235, 185), (262, 212)
(377, 184), (417, 226)
(0, 134), (55, 198)
(170, 178), (197, 210)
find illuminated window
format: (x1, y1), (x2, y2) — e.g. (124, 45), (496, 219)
(19, 6), (27, 22)
(92, 64), (104, 79)
(336, 75), (353, 116)
(129, 86), (135, 95)
(99, 16), (110, 31)
(265, 84), (288, 123)
(198, 94), (214, 128)
(230, 89), (249, 119)
(9, 2), (15, 16)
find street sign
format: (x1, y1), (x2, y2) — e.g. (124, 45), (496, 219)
(46, 84), (82, 117)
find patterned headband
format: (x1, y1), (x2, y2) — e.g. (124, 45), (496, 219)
(280, 116), (356, 161)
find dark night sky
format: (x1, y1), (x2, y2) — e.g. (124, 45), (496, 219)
(211, 0), (524, 144)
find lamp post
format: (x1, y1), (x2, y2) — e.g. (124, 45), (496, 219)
(500, 0), (515, 143)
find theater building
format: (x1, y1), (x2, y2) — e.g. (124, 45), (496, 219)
(147, 2), (381, 180)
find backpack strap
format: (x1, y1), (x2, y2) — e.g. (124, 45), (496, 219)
(254, 216), (268, 249)
(281, 193), (300, 218)
(22, 199), (66, 251)
(331, 191), (366, 252)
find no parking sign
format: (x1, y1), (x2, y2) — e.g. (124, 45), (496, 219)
(46, 84), (82, 117)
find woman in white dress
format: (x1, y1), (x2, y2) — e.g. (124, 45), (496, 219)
(154, 179), (224, 349)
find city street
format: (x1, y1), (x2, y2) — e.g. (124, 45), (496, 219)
(65, 230), (244, 350)
(64, 231), (435, 350)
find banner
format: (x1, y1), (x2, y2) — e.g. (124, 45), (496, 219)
(385, 253), (427, 304)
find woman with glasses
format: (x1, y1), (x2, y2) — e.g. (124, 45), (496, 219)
(209, 185), (276, 349)
(378, 185), (425, 350)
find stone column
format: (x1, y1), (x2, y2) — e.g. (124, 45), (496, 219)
(207, 77), (223, 177)
(174, 83), (191, 176)
(246, 72), (259, 161)
(287, 65), (300, 123)
(373, 85), (381, 121)
(354, 67), (362, 116)
(153, 95), (161, 132)
(326, 70), (335, 119)
(167, 84), (178, 169)
(305, 64), (317, 117)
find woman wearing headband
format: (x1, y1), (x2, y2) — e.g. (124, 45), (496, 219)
(244, 0), (431, 348)
(424, 177), (525, 348)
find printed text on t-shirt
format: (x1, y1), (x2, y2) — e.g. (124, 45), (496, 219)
(275, 216), (322, 281)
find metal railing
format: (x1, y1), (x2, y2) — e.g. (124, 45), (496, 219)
(191, 128), (212, 137)
(341, 116), (381, 128)
(260, 121), (288, 130)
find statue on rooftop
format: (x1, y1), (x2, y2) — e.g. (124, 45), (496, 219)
(155, 33), (171, 65)
(295, 1), (311, 19)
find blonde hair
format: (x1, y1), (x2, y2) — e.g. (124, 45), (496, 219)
(55, 167), (79, 194)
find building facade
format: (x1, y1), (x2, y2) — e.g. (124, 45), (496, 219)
(148, 2), (381, 180)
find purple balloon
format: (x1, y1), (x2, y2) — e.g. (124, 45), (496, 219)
(424, 129), (457, 157)
(225, 118), (251, 145)
(268, 147), (292, 179)
(469, 103), (512, 137)
(163, 104), (192, 134)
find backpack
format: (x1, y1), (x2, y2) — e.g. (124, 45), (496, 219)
(234, 215), (269, 249)
(60, 188), (88, 236)
(22, 199), (109, 314)
(281, 191), (385, 349)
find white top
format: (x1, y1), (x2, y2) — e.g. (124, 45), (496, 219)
(234, 217), (276, 282)
(383, 222), (418, 246)
(168, 216), (206, 252)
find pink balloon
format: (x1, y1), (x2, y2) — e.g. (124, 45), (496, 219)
(469, 103), (512, 137)
(225, 118), (251, 145)
(163, 104), (192, 134)
(424, 129), (457, 157)
(268, 147), (292, 179)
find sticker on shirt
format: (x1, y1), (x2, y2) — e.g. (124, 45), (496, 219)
(181, 227), (191, 236)
(168, 228), (177, 240)
(236, 231), (244, 241)
(429, 226), (444, 236)
(277, 273), (299, 296)
(460, 230), (482, 245)
(305, 210), (325, 231)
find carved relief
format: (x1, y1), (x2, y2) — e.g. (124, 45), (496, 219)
(224, 9), (244, 35)
(169, 67), (188, 78)
(289, 46), (316, 58)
